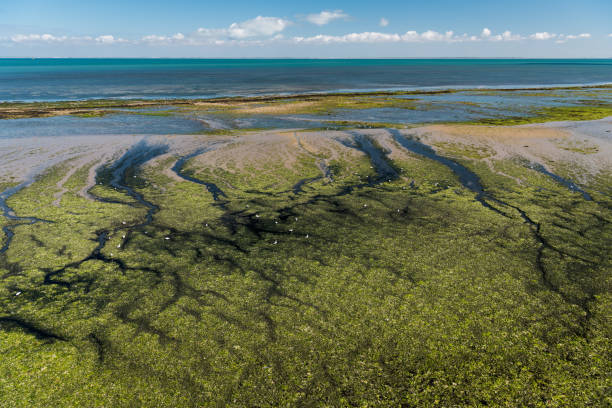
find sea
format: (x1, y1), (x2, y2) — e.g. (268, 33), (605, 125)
(0, 58), (611, 102)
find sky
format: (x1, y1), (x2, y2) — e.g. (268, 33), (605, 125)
(1, 0), (611, 58)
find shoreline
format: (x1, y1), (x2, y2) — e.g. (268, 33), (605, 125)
(1, 82), (611, 105)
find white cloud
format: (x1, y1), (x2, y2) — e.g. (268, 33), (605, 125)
(420, 30), (454, 41)
(11, 33), (67, 43)
(7, 33), (126, 45)
(95, 35), (128, 44)
(609, 33), (612, 37)
(490, 31), (523, 41)
(530, 32), (556, 40)
(555, 33), (591, 43)
(305, 10), (348, 26)
(294, 30), (462, 44)
(141, 34), (189, 45)
(138, 16), (290, 46)
(291, 28), (594, 45)
(3, 24), (595, 48)
(227, 16), (290, 38)
(379, 18), (389, 27)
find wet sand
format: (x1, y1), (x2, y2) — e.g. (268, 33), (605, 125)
(0, 117), (610, 196)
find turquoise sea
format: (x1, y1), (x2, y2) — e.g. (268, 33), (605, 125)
(0, 58), (611, 101)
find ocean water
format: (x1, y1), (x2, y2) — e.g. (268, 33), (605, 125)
(1, 59), (611, 101)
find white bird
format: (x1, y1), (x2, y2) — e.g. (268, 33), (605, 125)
(122, 221), (126, 225)
(305, 234), (309, 238)
(205, 223), (208, 227)
(273, 240), (278, 245)
(165, 237), (170, 240)
(15, 291), (21, 296)
(255, 214), (260, 218)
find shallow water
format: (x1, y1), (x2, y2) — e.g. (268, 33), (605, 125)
(0, 114), (205, 138)
(172, 148), (227, 201)
(526, 162), (593, 200)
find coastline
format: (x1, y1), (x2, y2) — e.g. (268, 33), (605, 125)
(1, 82), (611, 105)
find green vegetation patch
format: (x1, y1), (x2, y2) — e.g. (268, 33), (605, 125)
(0, 129), (610, 407)
(469, 105), (612, 126)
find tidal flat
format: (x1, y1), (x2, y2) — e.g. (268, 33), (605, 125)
(0, 87), (611, 407)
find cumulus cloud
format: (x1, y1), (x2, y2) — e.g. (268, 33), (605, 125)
(3, 23), (594, 48)
(530, 32), (556, 40)
(7, 33), (126, 45)
(227, 16), (290, 38)
(379, 18), (389, 27)
(305, 10), (348, 26)
(291, 28), (595, 45)
(11, 33), (68, 43)
(294, 30), (459, 44)
(137, 16), (291, 46)
(95, 35), (128, 44)
(555, 33), (591, 43)
(489, 31), (523, 41)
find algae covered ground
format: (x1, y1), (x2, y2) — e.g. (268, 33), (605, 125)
(0, 89), (611, 407)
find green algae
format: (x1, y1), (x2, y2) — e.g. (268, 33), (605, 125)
(468, 105), (612, 126)
(1, 130), (610, 407)
(2, 84), (611, 121)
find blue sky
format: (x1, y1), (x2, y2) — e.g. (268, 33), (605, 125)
(1, 0), (611, 57)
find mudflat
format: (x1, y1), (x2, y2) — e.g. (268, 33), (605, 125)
(0, 89), (611, 407)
